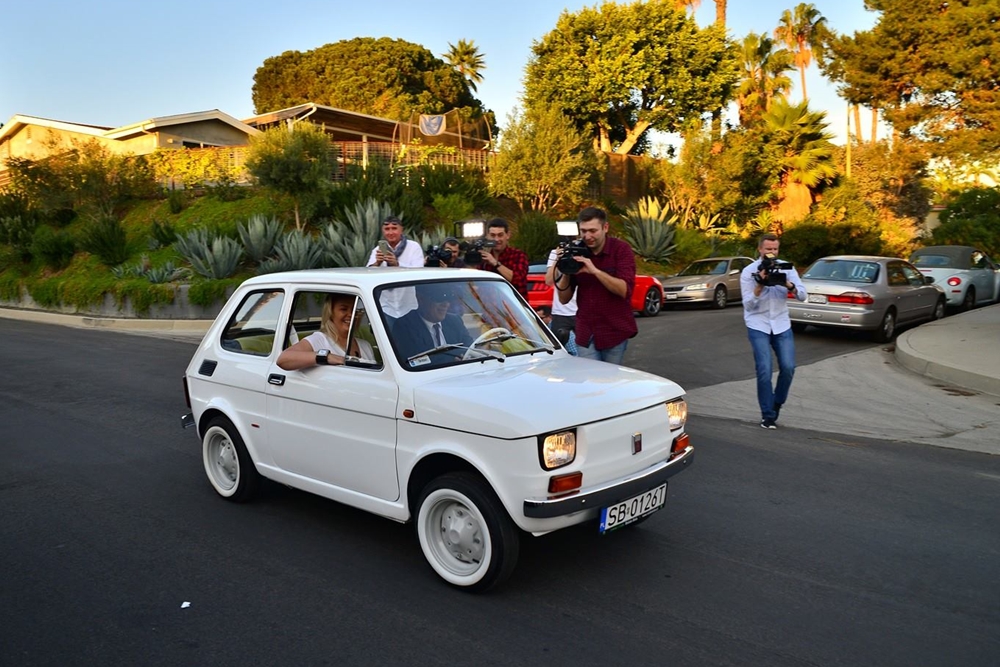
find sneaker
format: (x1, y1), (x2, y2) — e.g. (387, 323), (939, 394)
(760, 419), (777, 429)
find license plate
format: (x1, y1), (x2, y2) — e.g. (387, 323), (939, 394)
(599, 483), (667, 533)
(808, 294), (828, 304)
(665, 293), (678, 300)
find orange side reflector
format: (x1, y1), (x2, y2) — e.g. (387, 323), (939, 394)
(671, 433), (690, 454)
(548, 471), (583, 495)
(403, 409), (415, 419)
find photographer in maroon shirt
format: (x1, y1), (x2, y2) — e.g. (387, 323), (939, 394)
(553, 207), (637, 365)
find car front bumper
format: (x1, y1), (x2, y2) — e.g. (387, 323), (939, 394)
(662, 288), (713, 303)
(522, 444), (694, 519)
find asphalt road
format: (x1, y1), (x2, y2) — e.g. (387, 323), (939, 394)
(2, 315), (998, 666)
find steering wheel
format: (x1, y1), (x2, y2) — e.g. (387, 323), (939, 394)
(463, 327), (513, 360)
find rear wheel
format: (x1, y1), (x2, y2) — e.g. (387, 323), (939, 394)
(416, 472), (520, 592)
(712, 285), (728, 309)
(202, 416), (260, 502)
(640, 287), (662, 317)
(931, 297), (946, 321)
(960, 286), (975, 312)
(871, 309), (896, 343)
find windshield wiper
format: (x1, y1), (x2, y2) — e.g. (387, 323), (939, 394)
(407, 343), (505, 363)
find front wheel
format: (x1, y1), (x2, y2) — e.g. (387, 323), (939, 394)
(416, 472), (520, 592)
(871, 309), (896, 343)
(202, 416), (260, 502)
(711, 285), (728, 309)
(640, 287), (662, 317)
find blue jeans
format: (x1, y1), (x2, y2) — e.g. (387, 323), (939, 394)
(747, 327), (796, 421)
(578, 338), (628, 365)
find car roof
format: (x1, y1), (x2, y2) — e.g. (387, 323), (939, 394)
(812, 255), (899, 264)
(237, 267), (503, 289)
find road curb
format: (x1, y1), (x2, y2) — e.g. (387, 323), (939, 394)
(0, 307), (213, 335)
(895, 320), (1000, 398)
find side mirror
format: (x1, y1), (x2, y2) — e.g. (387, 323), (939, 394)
(924, 275), (935, 284)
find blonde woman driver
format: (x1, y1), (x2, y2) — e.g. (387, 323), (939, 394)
(277, 293), (375, 370)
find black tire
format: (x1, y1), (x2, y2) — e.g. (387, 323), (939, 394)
(711, 285), (728, 309)
(931, 297), (946, 321)
(640, 287), (662, 317)
(202, 416), (260, 502)
(791, 322), (808, 334)
(415, 472), (520, 592)
(960, 286), (975, 312)
(871, 308), (896, 343)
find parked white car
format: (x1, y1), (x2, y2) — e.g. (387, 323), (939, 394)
(181, 268), (694, 591)
(909, 245), (1000, 311)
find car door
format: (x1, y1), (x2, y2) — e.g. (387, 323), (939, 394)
(899, 261), (938, 320)
(885, 261), (924, 323)
(264, 289), (400, 501)
(969, 250), (995, 304)
(729, 258), (751, 297)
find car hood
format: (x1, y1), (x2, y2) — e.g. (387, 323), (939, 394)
(410, 357), (685, 438)
(660, 274), (722, 287)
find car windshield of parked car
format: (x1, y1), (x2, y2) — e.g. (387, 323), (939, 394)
(803, 259), (880, 283)
(379, 278), (558, 371)
(678, 260), (727, 276)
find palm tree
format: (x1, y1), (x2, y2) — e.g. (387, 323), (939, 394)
(773, 3), (829, 101)
(714, 0), (726, 25)
(737, 32), (794, 126)
(762, 98), (837, 224)
(674, 0), (700, 14)
(444, 39), (486, 92)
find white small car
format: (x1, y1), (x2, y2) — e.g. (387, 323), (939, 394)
(181, 268), (694, 591)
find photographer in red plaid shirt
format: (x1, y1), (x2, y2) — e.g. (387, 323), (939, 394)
(553, 207), (637, 365)
(477, 218), (529, 298)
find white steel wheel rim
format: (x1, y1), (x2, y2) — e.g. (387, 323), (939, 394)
(204, 426), (239, 496)
(418, 488), (492, 586)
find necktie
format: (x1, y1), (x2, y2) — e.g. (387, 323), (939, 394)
(433, 323), (443, 347)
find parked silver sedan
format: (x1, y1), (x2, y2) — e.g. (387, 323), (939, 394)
(660, 256), (755, 308)
(789, 255), (946, 342)
(909, 245), (1000, 311)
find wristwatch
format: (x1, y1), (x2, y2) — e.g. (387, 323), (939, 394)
(315, 349), (330, 365)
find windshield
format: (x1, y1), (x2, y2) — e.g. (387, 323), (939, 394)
(679, 260), (727, 276)
(378, 278), (558, 371)
(803, 259), (880, 283)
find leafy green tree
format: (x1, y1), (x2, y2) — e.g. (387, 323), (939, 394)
(443, 39), (485, 93)
(737, 32), (795, 126)
(490, 106), (596, 213)
(244, 122), (335, 230)
(524, 2), (738, 155)
(773, 3), (829, 101)
(932, 186), (1000, 256)
(825, 0), (1000, 160)
(761, 98), (837, 225)
(252, 37), (488, 125)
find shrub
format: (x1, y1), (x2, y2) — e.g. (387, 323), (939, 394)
(78, 215), (131, 266)
(431, 193), (475, 226)
(31, 225), (77, 270)
(0, 214), (39, 260)
(779, 222), (883, 267)
(147, 218), (177, 249)
(167, 188), (186, 214)
(511, 211), (559, 263)
(325, 160), (426, 229)
(238, 214), (284, 263)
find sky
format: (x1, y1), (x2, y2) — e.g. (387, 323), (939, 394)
(1, 1), (881, 147)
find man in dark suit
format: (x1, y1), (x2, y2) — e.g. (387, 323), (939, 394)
(392, 283), (473, 367)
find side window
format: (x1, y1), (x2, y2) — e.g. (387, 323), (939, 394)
(900, 263), (926, 287)
(970, 251), (987, 269)
(886, 263), (909, 287)
(287, 291), (383, 368)
(221, 290), (285, 356)
(732, 258), (749, 272)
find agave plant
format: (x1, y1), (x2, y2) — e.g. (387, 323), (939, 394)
(145, 262), (191, 284)
(320, 199), (401, 267)
(622, 197), (678, 263)
(238, 214), (283, 263)
(257, 230), (323, 275)
(174, 228), (244, 279)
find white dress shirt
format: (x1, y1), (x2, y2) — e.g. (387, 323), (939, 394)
(740, 258), (808, 334)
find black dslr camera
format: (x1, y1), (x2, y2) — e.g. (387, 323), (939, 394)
(756, 254), (794, 287)
(425, 244), (453, 267)
(464, 238), (496, 265)
(556, 239), (592, 275)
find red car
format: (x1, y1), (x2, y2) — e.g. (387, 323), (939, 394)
(526, 264), (664, 316)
